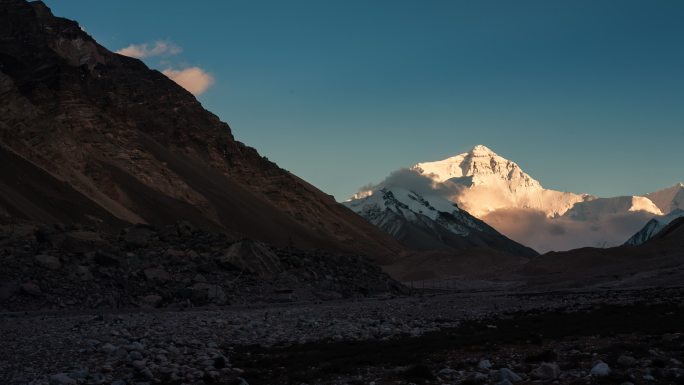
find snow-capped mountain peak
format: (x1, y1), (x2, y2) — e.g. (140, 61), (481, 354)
(410, 145), (588, 217)
(411, 145), (541, 190)
(471, 144), (497, 156)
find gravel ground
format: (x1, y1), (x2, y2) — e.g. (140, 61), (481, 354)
(1, 287), (683, 385)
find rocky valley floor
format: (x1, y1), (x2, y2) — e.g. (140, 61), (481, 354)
(2, 287), (684, 385)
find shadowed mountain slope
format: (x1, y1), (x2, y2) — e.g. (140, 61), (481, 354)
(0, 0), (402, 262)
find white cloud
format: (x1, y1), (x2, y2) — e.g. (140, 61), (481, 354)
(116, 40), (182, 59)
(162, 67), (215, 95)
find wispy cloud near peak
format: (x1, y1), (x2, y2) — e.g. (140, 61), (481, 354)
(162, 67), (215, 95)
(116, 40), (182, 59)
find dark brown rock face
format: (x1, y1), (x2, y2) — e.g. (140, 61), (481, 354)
(0, 0), (402, 261)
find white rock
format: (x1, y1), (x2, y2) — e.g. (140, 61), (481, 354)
(590, 362), (611, 377)
(478, 359), (492, 369)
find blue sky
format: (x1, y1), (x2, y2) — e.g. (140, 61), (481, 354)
(44, 0), (684, 200)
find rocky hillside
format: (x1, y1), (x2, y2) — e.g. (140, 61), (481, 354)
(0, 221), (404, 311)
(0, 0), (402, 261)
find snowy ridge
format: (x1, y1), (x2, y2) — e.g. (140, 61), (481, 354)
(344, 186), (536, 255)
(345, 187), (477, 236)
(625, 208), (684, 246)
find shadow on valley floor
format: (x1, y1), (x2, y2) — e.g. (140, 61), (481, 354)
(234, 301), (684, 384)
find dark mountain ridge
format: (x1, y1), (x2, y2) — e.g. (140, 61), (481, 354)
(0, 0), (403, 262)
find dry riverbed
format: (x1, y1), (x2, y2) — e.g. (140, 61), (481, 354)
(2, 287), (683, 385)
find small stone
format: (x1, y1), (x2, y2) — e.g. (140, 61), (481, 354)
(213, 356), (227, 369)
(478, 359), (492, 370)
(643, 374), (655, 381)
(465, 372), (488, 383)
(35, 254), (61, 270)
(530, 362), (561, 380)
(617, 354), (637, 367)
(50, 373), (76, 385)
(100, 342), (118, 354)
(110, 380), (126, 385)
(21, 281), (42, 296)
(127, 341), (145, 351)
(139, 294), (163, 308)
(76, 265), (93, 280)
(496, 380), (513, 385)
(140, 367), (154, 379)
(143, 268), (170, 283)
(0, 282), (19, 302)
(128, 351), (144, 361)
(438, 367), (457, 376)
(590, 362), (611, 377)
(193, 273), (207, 283)
(498, 367), (522, 382)
(124, 226), (157, 248)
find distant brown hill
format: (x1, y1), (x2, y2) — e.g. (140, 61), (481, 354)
(0, 0), (402, 262)
(521, 217), (684, 289)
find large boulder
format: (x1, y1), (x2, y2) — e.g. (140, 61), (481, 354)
(217, 240), (283, 278)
